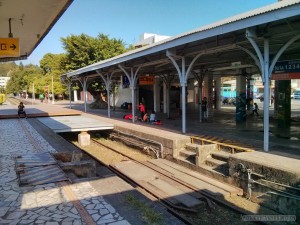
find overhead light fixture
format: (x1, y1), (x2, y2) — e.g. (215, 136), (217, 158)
(8, 18), (13, 38)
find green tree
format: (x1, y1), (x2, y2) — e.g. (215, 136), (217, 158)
(0, 62), (18, 76)
(61, 33), (126, 71)
(39, 53), (68, 98)
(61, 33), (127, 107)
(6, 64), (42, 96)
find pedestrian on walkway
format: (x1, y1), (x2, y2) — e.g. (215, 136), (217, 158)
(252, 103), (259, 116)
(39, 93), (45, 103)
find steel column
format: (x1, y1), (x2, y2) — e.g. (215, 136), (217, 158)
(263, 39), (270, 151)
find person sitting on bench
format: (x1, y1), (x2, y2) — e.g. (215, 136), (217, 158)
(18, 102), (27, 118)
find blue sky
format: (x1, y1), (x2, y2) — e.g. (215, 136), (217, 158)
(21, 0), (277, 65)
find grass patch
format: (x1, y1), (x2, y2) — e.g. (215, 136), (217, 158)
(124, 194), (164, 225)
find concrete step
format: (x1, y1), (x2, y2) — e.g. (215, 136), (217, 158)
(171, 157), (231, 183)
(177, 152), (196, 164)
(205, 158), (229, 176)
(179, 149), (196, 158)
(185, 143), (199, 153)
(206, 158), (228, 167)
(211, 151), (230, 162)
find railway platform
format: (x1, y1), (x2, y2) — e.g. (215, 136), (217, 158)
(1, 99), (299, 223)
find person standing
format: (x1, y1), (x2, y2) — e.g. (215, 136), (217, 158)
(201, 97), (208, 122)
(138, 102), (146, 120)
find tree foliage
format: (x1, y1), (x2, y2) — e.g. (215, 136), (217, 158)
(0, 62), (18, 76)
(6, 64), (42, 95)
(39, 53), (68, 96)
(61, 33), (126, 71)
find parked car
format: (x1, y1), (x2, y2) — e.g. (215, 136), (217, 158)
(294, 90), (300, 99)
(256, 94), (264, 102)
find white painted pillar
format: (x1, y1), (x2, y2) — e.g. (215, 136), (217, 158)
(154, 77), (160, 112)
(73, 90), (78, 102)
(83, 77), (87, 113)
(207, 75), (213, 117)
(163, 82), (167, 113)
(263, 39), (270, 151)
(215, 76), (221, 110)
(68, 81), (72, 109)
(131, 85), (136, 122)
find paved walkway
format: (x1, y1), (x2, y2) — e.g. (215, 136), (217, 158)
(0, 119), (130, 225)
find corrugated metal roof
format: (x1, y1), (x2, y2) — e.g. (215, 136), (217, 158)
(64, 0), (300, 77)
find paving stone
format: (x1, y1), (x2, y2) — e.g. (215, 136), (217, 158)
(45, 222), (59, 225)
(99, 208), (109, 215)
(18, 219), (34, 224)
(6, 211), (26, 219)
(109, 220), (131, 225)
(47, 205), (58, 211)
(97, 218), (115, 224)
(64, 212), (81, 219)
(87, 209), (98, 214)
(73, 220), (84, 225)
(100, 214), (114, 220)
(62, 222), (73, 225)
(105, 204), (116, 214)
(0, 206), (9, 217)
(52, 213), (67, 219)
(94, 204), (105, 210)
(92, 213), (101, 221)
(86, 204), (96, 210)
(70, 207), (78, 215)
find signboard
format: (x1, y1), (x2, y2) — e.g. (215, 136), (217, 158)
(273, 60), (300, 74)
(139, 76), (155, 85)
(0, 38), (20, 57)
(272, 73), (300, 80)
(272, 60), (300, 80)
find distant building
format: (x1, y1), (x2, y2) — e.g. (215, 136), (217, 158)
(133, 33), (171, 48)
(0, 77), (10, 88)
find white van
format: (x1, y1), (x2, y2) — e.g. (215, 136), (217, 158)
(294, 90), (300, 99)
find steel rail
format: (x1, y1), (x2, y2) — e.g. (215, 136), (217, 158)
(90, 138), (264, 224)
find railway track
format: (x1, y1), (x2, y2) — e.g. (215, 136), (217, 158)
(79, 137), (260, 225)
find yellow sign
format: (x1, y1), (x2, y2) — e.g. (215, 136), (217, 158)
(0, 38), (20, 57)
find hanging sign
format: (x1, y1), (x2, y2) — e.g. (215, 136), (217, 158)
(272, 60), (300, 80)
(0, 38), (20, 57)
(139, 76), (155, 85)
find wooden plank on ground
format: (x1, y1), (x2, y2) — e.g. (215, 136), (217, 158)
(156, 159), (243, 196)
(147, 159), (242, 197)
(112, 160), (202, 208)
(150, 179), (202, 207)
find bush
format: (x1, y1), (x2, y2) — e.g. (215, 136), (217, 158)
(0, 94), (5, 105)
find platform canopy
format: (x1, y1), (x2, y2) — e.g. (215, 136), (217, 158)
(0, 0), (73, 62)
